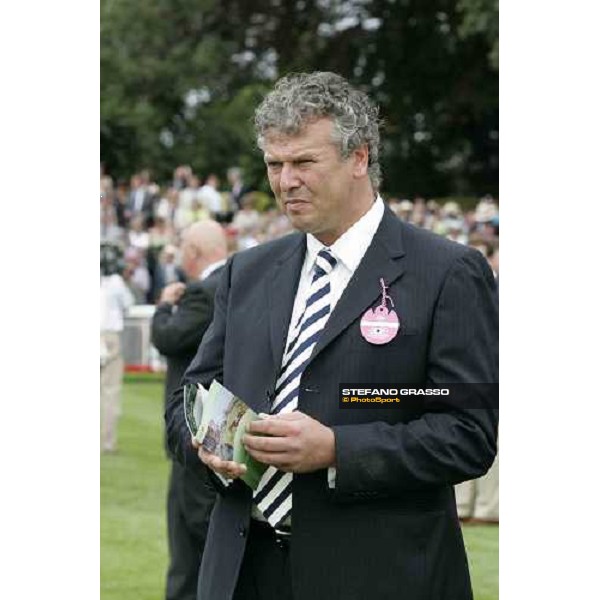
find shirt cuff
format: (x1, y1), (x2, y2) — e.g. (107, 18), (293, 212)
(328, 466), (337, 488)
(215, 472), (232, 487)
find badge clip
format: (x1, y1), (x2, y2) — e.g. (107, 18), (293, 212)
(359, 278), (400, 345)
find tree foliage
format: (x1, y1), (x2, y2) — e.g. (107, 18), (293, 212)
(101, 0), (498, 197)
(457, 0), (499, 70)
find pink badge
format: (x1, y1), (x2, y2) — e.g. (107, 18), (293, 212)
(360, 279), (400, 345)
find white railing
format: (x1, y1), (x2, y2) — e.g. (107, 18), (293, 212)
(122, 305), (166, 372)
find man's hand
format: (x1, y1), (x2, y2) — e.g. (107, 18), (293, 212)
(243, 411), (335, 473)
(192, 437), (247, 479)
(160, 282), (186, 305)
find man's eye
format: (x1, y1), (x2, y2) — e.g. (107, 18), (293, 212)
(267, 162), (282, 169)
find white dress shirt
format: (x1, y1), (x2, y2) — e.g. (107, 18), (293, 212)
(283, 196), (384, 491)
(197, 184), (223, 213)
(250, 196), (385, 519)
(200, 258), (227, 281)
(285, 196), (384, 353)
(133, 187), (146, 212)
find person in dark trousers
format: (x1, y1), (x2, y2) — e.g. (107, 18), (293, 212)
(166, 72), (498, 600)
(152, 220), (228, 600)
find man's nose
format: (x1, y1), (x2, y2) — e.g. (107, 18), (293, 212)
(280, 163), (300, 192)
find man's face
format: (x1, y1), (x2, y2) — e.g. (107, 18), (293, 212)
(263, 118), (367, 246)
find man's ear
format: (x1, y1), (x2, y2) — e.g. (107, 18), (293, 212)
(351, 145), (369, 179)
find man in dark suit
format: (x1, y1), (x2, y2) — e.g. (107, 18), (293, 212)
(166, 72), (498, 600)
(127, 172), (156, 228)
(151, 244), (187, 304)
(152, 220), (228, 600)
(227, 166), (252, 211)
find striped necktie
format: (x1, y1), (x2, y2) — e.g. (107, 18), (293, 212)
(253, 248), (337, 528)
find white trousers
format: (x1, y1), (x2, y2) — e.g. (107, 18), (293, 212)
(455, 450), (499, 521)
(100, 331), (124, 451)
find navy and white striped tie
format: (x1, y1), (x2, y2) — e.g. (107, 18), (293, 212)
(253, 248), (337, 528)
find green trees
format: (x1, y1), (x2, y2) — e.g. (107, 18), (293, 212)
(101, 0), (498, 197)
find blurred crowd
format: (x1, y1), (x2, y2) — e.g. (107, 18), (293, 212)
(387, 196), (499, 277)
(100, 165), (294, 304)
(100, 165), (499, 305)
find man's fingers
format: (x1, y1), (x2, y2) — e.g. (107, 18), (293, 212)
(247, 413), (306, 436)
(245, 447), (294, 470)
(197, 446), (210, 460)
(272, 412), (308, 421)
(243, 433), (294, 453)
(160, 282), (186, 303)
(218, 460), (247, 478)
(198, 447), (247, 478)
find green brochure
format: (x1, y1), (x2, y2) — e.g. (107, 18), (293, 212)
(183, 380), (268, 490)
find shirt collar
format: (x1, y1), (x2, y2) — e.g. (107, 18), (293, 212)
(200, 258), (227, 281)
(305, 195), (385, 272)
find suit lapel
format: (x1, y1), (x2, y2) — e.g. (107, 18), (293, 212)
(266, 234), (306, 369)
(310, 208), (406, 363)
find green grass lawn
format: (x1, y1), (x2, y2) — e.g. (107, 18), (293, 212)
(101, 378), (169, 600)
(463, 523), (499, 600)
(101, 378), (498, 600)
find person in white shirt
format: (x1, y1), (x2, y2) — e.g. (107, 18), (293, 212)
(128, 214), (151, 250)
(100, 243), (135, 453)
(197, 174), (223, 216)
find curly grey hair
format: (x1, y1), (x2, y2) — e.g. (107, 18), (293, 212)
(254, 72), (382, 191)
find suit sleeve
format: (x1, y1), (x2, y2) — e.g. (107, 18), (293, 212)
(151, 286), (214, 357)
(164, 258), (232, 489)
(331, 249), (498, 498)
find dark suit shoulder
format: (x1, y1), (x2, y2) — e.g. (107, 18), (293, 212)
(231, 232), (304, 270)
(393, 218), (496, 298)
(400, 219), (470, 260)
(182, 280), (206, 295)
(225, 233), (304, 290)
(389, 217), (487, 276)
(183, 265), (223, 297)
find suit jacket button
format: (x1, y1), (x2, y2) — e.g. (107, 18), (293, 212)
(239, 525), (247, 538)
